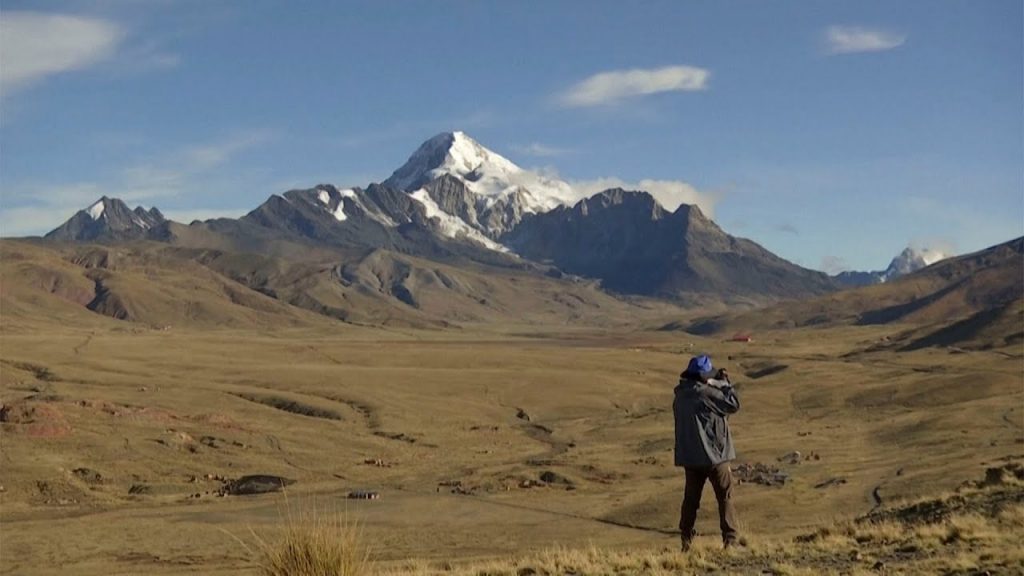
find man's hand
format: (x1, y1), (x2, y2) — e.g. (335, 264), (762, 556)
(715, 368), (730, 383)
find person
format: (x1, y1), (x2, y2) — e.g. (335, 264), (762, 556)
(673, 354), (741, 551)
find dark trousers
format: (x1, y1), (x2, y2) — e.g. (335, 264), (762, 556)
(680, 462), (739, 544)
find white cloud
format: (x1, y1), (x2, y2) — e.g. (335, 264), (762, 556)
(181, 131), (272, 170)
(820, 255), (849, 274)
(825, 26), (906, 55)
(559, 65), (709, 107)
(908, 238), (957, 260)
(569, 177), (718, 218)
(0, 203), (80, 238)
(0, 12), (124, 94)
(512, 142), (574, 157)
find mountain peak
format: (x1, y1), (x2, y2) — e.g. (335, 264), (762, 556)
(882, 246), (948, 280)
(833, 245), (952, 287)
(383, 131), (576, 214)
(86, 197), (111, 220)
(385, 131), (522, 193)
(45, 196), (167, 241)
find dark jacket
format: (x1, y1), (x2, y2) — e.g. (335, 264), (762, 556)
(673, 373), (740, 467)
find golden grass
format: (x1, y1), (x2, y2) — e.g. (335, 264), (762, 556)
(369, 502), (1024, 575)
(234, 496), (371, 576)
(1, 317), (1020, 575)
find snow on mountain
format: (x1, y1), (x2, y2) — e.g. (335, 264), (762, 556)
(45, 197), (167, 241)
(87, 199), (106, 220)
(385, 131), (576, 213)
(881, 247), (948, 281)
(315, 187), (352, 222)
(409, 188), (509, 253)
(833, 246), (951, 287)
(308, 186), (394, 225)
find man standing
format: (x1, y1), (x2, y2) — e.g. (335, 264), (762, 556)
(673, 354), (741, 550)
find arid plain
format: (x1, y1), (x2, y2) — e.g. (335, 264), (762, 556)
(3, 317), (1021, 574)
(2, 237), (1023, 575)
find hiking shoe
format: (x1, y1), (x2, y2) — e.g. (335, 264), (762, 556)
(723, 539), (743, 550)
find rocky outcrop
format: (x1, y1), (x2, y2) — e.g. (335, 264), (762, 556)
(421, 175), (533, 238)
(502, 189), (836, 300)
(45, 197), (166, 242)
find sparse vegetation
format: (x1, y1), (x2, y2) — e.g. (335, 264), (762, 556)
(2, 238), (1021, 575)
(233, 470), (1024, 576)
(372, 496), (1024, 575)
(239, 499), (370, 576)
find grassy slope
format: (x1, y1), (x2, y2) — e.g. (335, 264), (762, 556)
(379, 464), (1024, 575)
(1, 321), (1020, 575)
(682, 237), (1024, 347)
(1, 238), (1020, 575)
(0, 239), (685, 332)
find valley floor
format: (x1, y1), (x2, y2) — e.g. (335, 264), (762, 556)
(1, 323), (1021, 575)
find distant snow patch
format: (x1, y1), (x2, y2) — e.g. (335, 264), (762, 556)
(331, 200), (347, 222)
(410, 188), (508, 253)
(87, 200), (105, 220)
(314, 188), (348, 221)
(341, 187), (397, 227)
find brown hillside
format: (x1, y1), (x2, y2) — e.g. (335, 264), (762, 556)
(1, 240), (685, 332)
(0, 241), (335, 331)
(681, 237), (1024, 351)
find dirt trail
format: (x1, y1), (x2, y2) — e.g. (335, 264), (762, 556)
(870, 485), (884, 512)
(392, 485), (678, 536)
(73, 333), (93, 355)
(1002, 407), (1022, 430)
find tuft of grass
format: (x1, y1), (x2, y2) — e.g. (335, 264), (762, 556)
(230, 496), (371, 576)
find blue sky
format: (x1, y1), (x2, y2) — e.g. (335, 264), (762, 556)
(1, 0), (1021, 272)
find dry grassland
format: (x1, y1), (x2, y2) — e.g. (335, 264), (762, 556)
(1, 320), (1021, 575)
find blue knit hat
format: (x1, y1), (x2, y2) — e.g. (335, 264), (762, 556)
(687, 354), (713, 376)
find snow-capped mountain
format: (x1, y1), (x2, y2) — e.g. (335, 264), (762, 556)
(233, 182), (513, 260)
(384, 131), (577, 237)
(42, 131), (840, 301)
(882, 247), (948, 280)
(45, 197), (166, 241)
(833, 246), (950, 287)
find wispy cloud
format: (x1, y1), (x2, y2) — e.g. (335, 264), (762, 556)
(512, 142), (574, 158)
(825, 26), (906, 55)
(0, 12), (124, 94)
(558, 65), (709, 108)
(820, 255), (848, 274)
(180, 132), (272, 170)
(0, 132), (271, 237)
(117, 37), (181, 73)
(570, 177), (719, 218)
(776, 223), (799, 235)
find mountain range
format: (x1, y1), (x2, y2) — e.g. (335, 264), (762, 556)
(680, 236), (1022, 352)
(44, 131), (842, 305)
(29, 130), (1018, 348)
